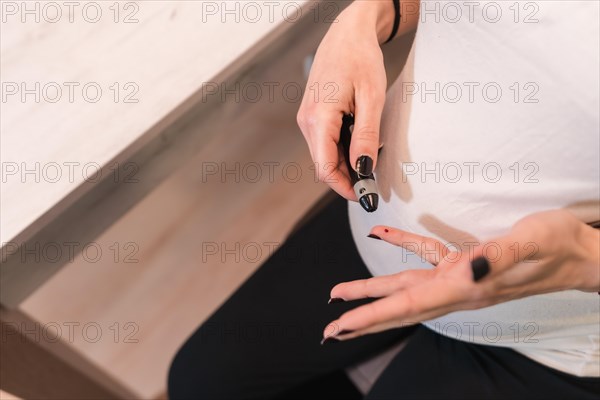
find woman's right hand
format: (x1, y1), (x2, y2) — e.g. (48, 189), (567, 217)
(296, 1), (396, 200)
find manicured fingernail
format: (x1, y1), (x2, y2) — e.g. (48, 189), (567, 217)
(471, 257), (490, 282)
(328, 297), (345, 304)
(356, 156), (374, 176)
(320, 336), (340, 345)
(367, 234), (381, 240)
(338, 330), (354, 336)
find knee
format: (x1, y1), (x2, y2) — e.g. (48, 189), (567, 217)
(167, 332), (244, 400)
(167, 344), (198, 400)
(167, 340), (220, 400)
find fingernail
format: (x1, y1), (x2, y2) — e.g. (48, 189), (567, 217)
(328, 297), (345, 304)
(367, 234), (381, 240)
(338, 330), (354, 336)
(359, 193), (378, 213)
(320, 336), (340, 345)
(471, 257), (490, 282)
(356, 156), (374, 176)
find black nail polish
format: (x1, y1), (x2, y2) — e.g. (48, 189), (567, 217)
(471, 257), (490, 282)
(367, 234), (381, 240)
(320, 336), (340, 345)
(338, 330), (354, 336)
(359, 193), (378, 213)
(328, 297), (345, 304)
(356, 156), (374, 177)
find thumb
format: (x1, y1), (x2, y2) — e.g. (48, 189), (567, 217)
(349, 89), (385, 176)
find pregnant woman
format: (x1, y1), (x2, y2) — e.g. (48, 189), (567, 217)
(168, 1), (600, 398)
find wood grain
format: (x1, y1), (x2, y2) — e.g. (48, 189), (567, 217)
(1, 306), (137, 399)
(1, 0), (308, 245)
(0, 0), (326, 307)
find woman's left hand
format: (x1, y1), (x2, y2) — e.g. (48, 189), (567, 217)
(323, 209), (600, 342)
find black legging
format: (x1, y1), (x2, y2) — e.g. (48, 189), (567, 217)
(167, 194), (600, 399)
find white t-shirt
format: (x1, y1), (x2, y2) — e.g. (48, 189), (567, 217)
(349, 0), (600, 377)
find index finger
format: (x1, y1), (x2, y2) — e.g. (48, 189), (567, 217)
(310, 112), (357, 200)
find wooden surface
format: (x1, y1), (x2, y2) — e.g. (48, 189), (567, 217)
(0, 0), (307, 246)
(1, 307), (137, 399)
(0, 1), (326, 397)
(0, 0), (330, 307)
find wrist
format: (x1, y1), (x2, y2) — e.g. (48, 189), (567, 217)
(345, 1), (396, 45)
(574, 224), (600, 292)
